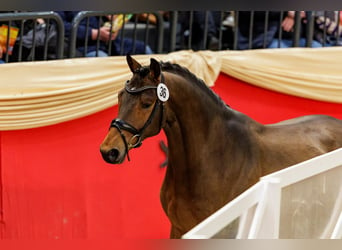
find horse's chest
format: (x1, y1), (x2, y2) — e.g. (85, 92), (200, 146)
(162, 188), (217, 233)
(160, 164), (231, 233)
(164, 197), (201, 231)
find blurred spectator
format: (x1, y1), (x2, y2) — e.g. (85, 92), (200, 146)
(0, 12), (20, 62)
(135, 11), (170, 25)
(314, 11), (342, 46)
(178, 11), (220, 50)
(0, 46), (5, 63)
(237, 11), (322, 50)
(0, 13), (58, 62)
(19, 18), (59, 60)
(56, 11), (153, 57)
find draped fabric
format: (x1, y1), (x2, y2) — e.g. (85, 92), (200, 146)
(0, 47), (341, 130)
(219, 48), (342, 104)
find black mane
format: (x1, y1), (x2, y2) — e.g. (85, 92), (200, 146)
(135, 61), (228, 109)
(160, 61), (228, 108)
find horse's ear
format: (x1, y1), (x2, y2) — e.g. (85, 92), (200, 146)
(150, 58), (161, 80)
(126, 54), (142, 73)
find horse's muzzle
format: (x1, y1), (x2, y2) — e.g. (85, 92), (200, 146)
(100, 147), (124, 164)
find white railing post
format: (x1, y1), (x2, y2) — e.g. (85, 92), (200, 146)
(182, 148), (342, 239)
(331, 212), (342, 239)
(248, 178), (281, 239)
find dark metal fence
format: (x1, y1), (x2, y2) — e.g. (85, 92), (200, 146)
(68, 11), (165, 58)
(176, 11), (341, 50)
(0, 11), (64, 63)
(0, 11), (341, 63)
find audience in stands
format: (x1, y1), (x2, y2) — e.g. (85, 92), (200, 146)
(2, 10), (342, 64)
(237, 11), (322, 49)
(178, 11), (221, 50)
(314, 11), (342, 46)
(0, 13), (58, 62)
(56, 11), (153, 57)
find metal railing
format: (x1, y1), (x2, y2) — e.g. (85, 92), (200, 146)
(0, 11), (341, 64)
(68, 11), (165, 58)
(0, 11), (64, 62)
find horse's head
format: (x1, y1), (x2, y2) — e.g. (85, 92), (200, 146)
(100, 55), (168, 164)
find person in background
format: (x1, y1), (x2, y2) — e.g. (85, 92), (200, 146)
(56, 11), (153, 57)
(237, 11), (322, 50)
(1, 13), (55, 62)
(314, 11), (342, 46)
(0, 46), (5, 63)
(178, 11), (220, 51)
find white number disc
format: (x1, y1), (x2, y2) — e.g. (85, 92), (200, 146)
(157, 83), (169, 102)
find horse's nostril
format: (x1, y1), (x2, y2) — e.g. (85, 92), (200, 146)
(101, 148), (120, 164)
(109, 148), (119, 160)
(108, 148), (122, 164)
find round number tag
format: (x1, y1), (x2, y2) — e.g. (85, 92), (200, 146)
(157, 83), (169, 102)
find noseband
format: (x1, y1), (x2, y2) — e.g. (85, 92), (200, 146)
(110, 75), (165, 161)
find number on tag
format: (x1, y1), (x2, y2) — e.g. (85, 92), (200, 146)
(157, 83), (169, 102)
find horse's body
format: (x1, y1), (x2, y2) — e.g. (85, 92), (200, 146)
(100, 55), (342, 238)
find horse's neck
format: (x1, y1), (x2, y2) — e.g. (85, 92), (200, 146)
(164, 72), (227, 141)
(162, 73), (236, 179)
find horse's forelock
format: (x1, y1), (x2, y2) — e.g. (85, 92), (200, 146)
(129, 66), (152, 89)
(134, 66), (150, 78)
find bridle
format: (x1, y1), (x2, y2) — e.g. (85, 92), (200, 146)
(109, 74), (166, 161)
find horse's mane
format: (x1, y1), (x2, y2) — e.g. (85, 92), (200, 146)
(159, 61), (229, 109)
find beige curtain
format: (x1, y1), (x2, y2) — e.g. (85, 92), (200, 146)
(219, 47), (342, 103)
(0, 47), (341, 130)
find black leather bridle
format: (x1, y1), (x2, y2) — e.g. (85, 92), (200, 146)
(110, 75), (165, 161)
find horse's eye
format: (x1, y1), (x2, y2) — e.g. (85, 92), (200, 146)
(142, 103), (152, 109)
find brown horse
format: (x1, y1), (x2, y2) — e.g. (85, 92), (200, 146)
(100, 55), (342, 238)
